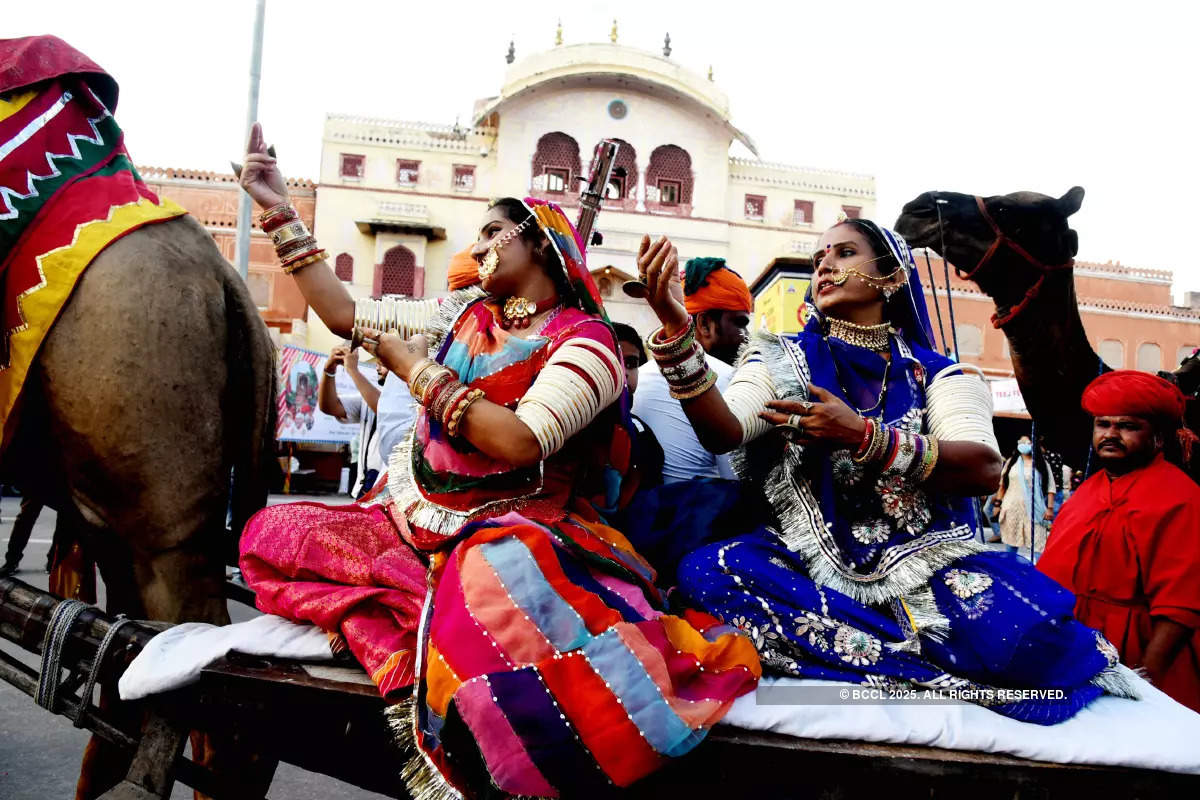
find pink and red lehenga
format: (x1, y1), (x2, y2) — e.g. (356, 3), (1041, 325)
(240, 199), (760, 798)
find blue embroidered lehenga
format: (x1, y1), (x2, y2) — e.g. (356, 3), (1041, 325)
(673, 233), (1132, 725)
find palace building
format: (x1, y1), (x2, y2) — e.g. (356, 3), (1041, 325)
(306, 36), (875, 350)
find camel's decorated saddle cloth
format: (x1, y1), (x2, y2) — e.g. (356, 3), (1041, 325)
(0, 35), (186, 443)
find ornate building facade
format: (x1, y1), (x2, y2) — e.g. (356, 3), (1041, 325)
(307, 39), (875, 350)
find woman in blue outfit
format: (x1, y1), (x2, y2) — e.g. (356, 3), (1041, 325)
(632, 221), (1133, 724)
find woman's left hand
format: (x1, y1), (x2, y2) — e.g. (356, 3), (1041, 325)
(1043, 508), (1055, 521)
(761, 383), (866, 448)
(361, 328), (429, 381)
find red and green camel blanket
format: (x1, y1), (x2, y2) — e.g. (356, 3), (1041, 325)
(0, 35), (186, 444)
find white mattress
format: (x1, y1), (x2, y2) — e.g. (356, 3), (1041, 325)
(722, 673), (1200, 774)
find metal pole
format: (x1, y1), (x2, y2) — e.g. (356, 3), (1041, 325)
(234, 0), (266, 280)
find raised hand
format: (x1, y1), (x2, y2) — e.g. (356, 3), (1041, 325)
(236, 122), (289, 210)
(637, 234), (689, 336)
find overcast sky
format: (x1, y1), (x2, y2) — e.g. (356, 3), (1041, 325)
(10, 0), (1199, 297)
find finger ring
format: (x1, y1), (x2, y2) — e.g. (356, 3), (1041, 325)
(801, 401), (814, 412)
(788, 414), (804, 429)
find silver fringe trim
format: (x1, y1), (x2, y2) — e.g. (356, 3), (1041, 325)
(732, 331), (985, 607)
(1091, 664), (1141, 700)
(386, 427), (545, 540)
(906, 586), (951, 640)
(385, 699), (466, 800)
(423, 286), (485, 356)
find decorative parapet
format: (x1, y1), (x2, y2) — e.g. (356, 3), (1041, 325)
(325, 113), (497, 154)
(376, 200), (430, 223)
(729, 157), (875, 198)
(138, 165), (315, 193)
(1075, 260), (1173, 284)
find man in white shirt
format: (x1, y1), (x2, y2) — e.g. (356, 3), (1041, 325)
(633, 257), (752, 482)
(320, 345), (389, 497)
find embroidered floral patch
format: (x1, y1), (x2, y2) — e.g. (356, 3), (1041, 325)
(876, 474), (933, 534)
(831, 450), (864, 487)
(943, 569), (994, 599)
(833, 625), (882, 666)
(851, 518), (891, 544)
(794, 612), (835, 651)
(730, 615), (778, 650)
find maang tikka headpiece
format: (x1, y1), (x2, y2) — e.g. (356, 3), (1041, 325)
(478, 217), (533, 280)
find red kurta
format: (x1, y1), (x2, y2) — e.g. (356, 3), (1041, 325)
(1039, 455), (1200, 711)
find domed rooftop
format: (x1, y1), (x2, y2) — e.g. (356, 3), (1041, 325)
(472, 42), (758, 156)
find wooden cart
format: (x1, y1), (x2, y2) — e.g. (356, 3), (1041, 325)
(2, 576), (1197, 799)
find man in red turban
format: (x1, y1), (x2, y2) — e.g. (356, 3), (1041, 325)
(1039, 370), (1200, 711)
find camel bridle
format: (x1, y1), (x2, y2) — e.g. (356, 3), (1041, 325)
(955, 195), (1075, 328)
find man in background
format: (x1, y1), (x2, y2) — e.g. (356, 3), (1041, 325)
(320, 344), (387, 499)
(612, 321), (664, 499)
(1039, 370), (1200, 711)
(633, 257), (751, 482)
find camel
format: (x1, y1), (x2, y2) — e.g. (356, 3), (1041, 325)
(0, 36), (277, 797)
(894, 188), (1198, 481)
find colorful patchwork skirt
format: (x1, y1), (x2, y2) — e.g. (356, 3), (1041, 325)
(239, 501), (760, 797)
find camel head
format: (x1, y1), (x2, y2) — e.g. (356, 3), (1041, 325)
(894, 188), (1083, 316)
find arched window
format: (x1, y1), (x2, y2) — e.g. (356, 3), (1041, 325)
(1099, 339), (1125, 369)
(955, 323), (983, 356)
(531, 132), (582, 198)
(334, 253), (353, 282)
(646, 144), (693, 215)
(375, 245), (416, 298)
(1136, 342), (1162, 373)
(602, 138), (638, 210)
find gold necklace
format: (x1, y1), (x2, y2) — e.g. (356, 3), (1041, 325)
(501, 295), (558, 328)
(827, 317), (892, 352)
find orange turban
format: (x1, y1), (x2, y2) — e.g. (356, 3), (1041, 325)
(683, 257), (753, 315)
(1082, 370), (1186, 420)
(446, 245), (479, 290)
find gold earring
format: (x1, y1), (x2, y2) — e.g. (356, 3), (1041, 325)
(478, 247), (499, 279)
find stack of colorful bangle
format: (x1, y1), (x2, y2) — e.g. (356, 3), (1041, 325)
(647, 319), (718, 400)
(408, 358), (486, 437)
(259, 203), (328, 274)
(852, 418), (939, 482)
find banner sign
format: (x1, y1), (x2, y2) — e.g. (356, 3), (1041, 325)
(276, 345), (377, 444)
(989, 377), (1029, 416)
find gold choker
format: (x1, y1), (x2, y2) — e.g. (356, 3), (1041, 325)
(827, 318), (892, 351)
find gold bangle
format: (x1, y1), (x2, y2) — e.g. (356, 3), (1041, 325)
(447, 388), (486, 437)
(281, 251), (326, 275)
(270, 220), (310, 248)
(406, 358), (439, 392)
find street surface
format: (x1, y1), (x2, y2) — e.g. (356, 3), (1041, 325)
(0, 493), (390, 800)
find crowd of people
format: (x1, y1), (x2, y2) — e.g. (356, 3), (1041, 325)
(229, 122), (1200, 797)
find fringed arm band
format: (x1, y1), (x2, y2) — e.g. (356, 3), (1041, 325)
(725, 346), (778, 445)
(516, 338), (624, 459)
